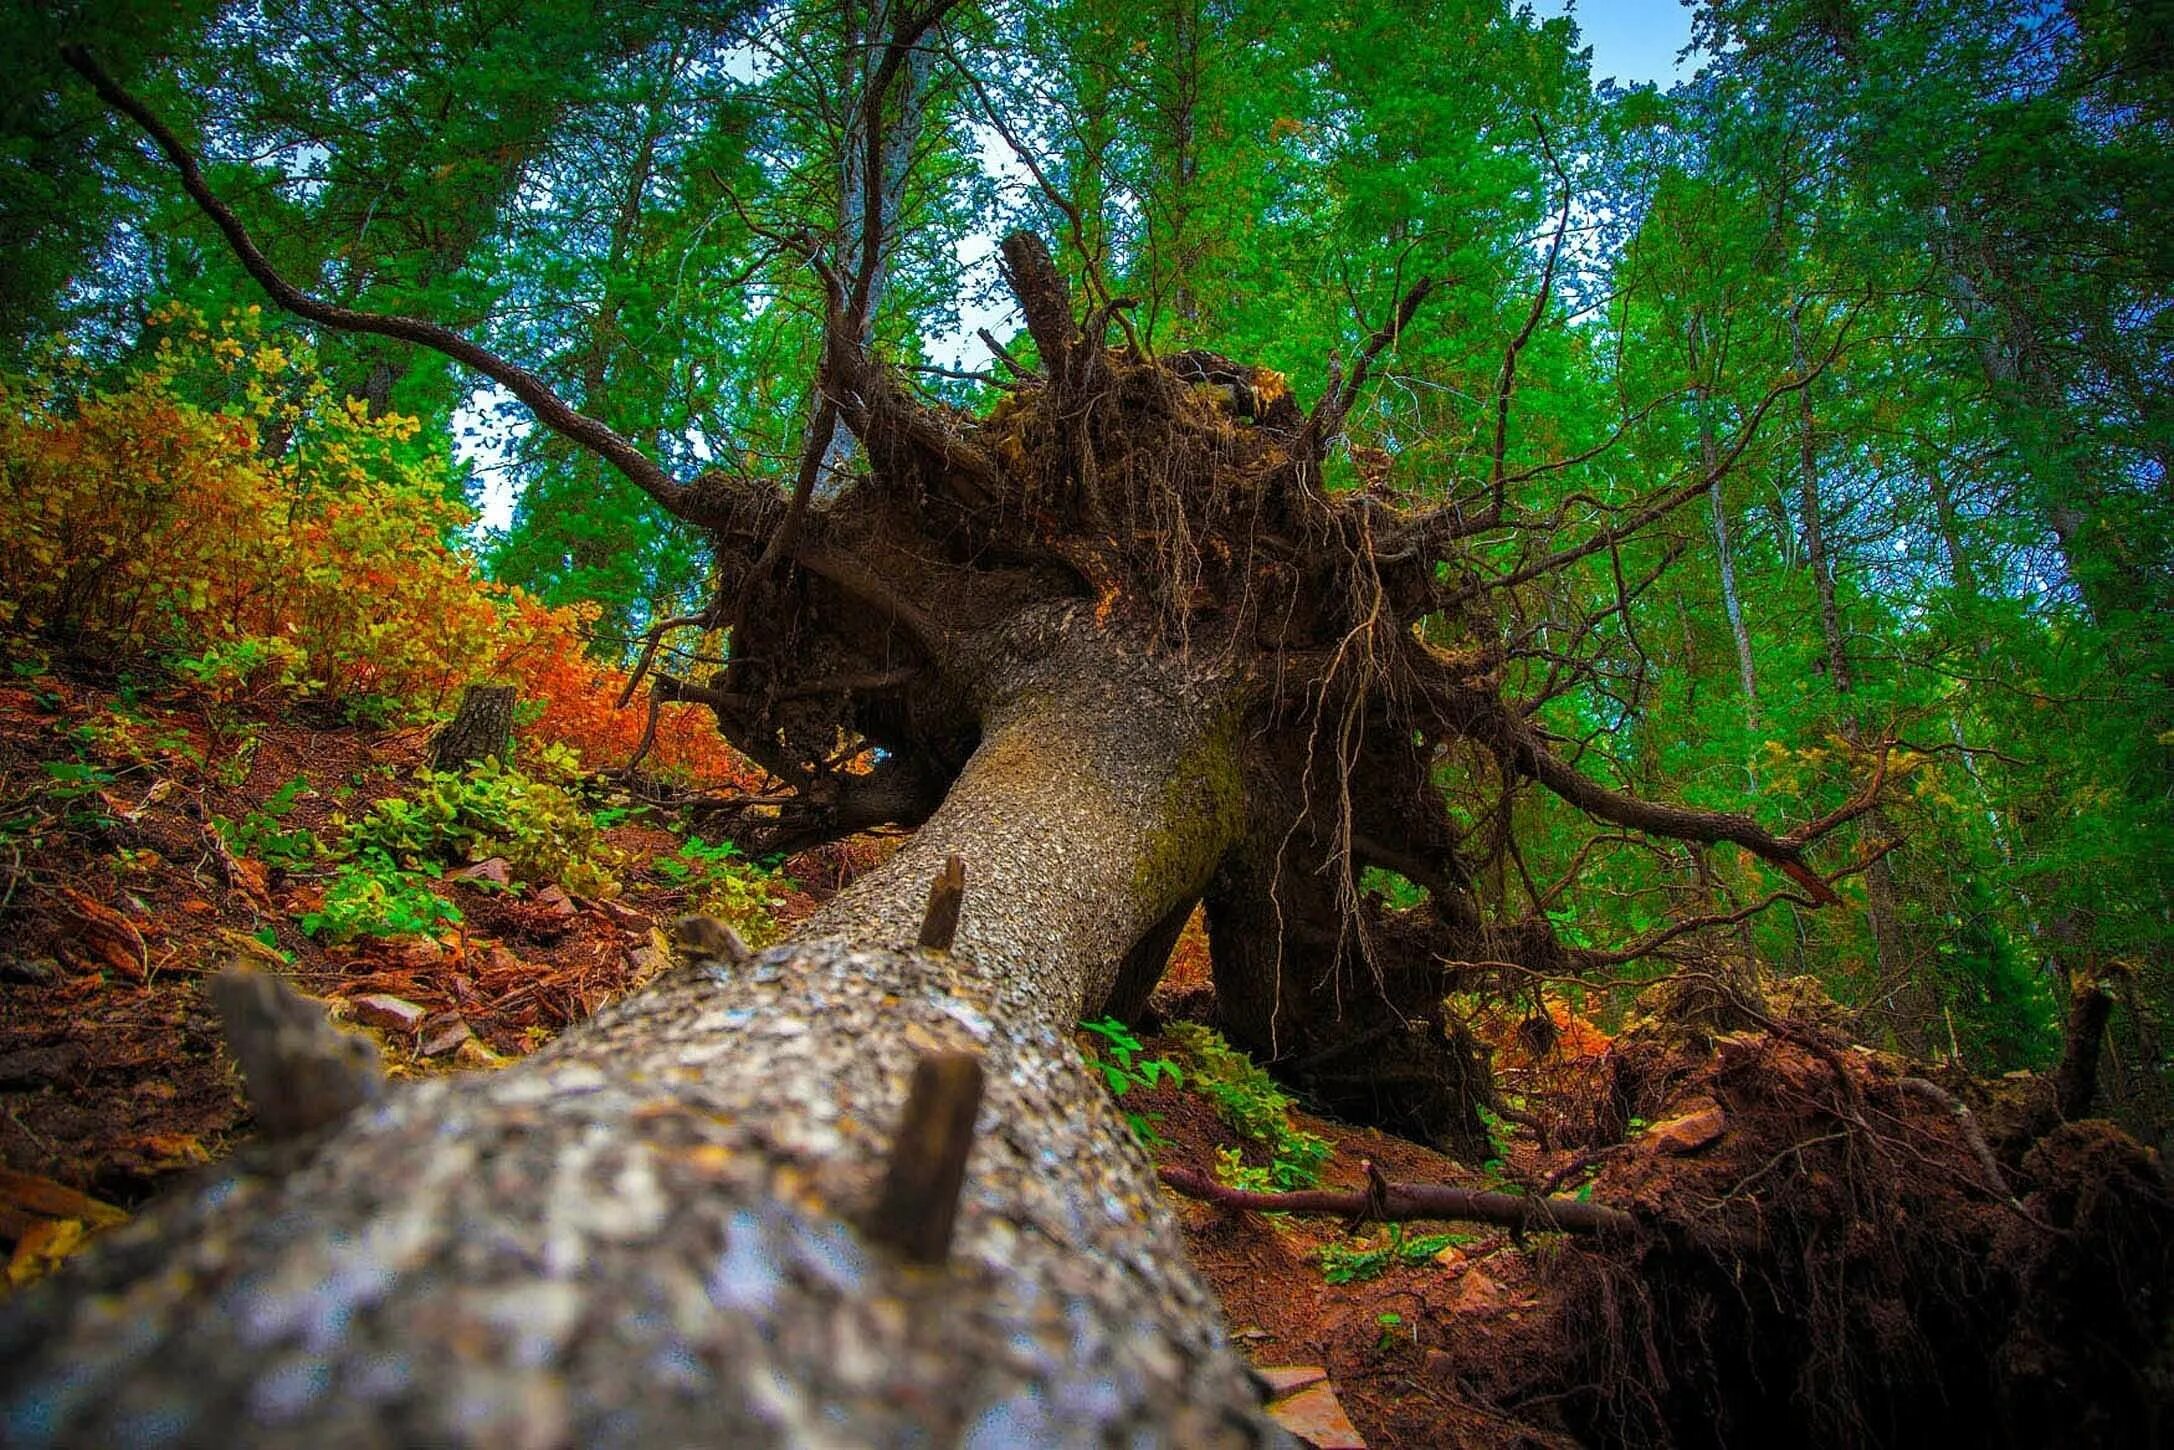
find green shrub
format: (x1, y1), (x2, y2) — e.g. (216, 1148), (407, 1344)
(1168, 1022), (1332, 1190)
(301, 851), (463, 943)
(169, 637), (305, 699)
(653, 833), (789, 946)
(343, 757), (621, 897)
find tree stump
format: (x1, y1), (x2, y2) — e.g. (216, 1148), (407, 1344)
(428, 684), (516, 772)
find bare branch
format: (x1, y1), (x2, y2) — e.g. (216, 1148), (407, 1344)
(1442, 306), (1861, 604)
(62, 45), (697, 520)
(1511, 724), (1850, 901)
(1302, 273), (1443, 456)
(1158, 1164), (1635, 1236)
(1576, 839), (1900, 966)
(979, 327), (1040, 379)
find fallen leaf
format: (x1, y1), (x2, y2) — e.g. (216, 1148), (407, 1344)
(0, 1169), (127, 1229)
(7, 1218), (90, 1289)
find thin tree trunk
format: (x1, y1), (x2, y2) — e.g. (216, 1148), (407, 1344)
(1935, 208), (2136, 623)
(1705, 430), (1760, 724)
(1789, 302), (1851, 694)
(817, 14), (936, 491)
(0, 623), (1275, 1446)
(1787, 302), (1927, 1049)
(1689, 314), (1757, 723)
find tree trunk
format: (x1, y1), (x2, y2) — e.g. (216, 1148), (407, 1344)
(0, 621), (1277, 1446)
(428, 683), (517, 772)
(1788, 303), (1852, 695)
(1705, 439), (1760, 725)
(816, 8), (936, 493)
(1689, 314), (1757, 724)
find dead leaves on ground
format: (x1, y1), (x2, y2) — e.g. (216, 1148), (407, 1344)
(0, 1168), (127, 1293)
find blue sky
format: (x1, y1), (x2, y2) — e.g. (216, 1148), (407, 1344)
(1535, 0), (1701, 87)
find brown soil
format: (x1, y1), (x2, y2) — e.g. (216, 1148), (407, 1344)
(0, 672), (818, 1205)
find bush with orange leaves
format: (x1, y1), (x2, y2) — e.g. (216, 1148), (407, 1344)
(0, 307), (758, 787)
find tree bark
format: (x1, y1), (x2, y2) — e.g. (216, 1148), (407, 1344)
(2054, 977), (2115, 1122)
(1788, 302), (1852, 696)
(0, 617), (1278, 1446)
(428, 684), (517, 772)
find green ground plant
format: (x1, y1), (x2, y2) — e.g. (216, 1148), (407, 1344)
(1318, 1225), (1475, 1285)
(342, 756), (622, 897)
(1167, 1022), (1332, 1190)
(300, 850), (463, 944)
(215, 776), (320, 870)
(653, 831), (791, 946)
(1079, 1016), (1184, 1144)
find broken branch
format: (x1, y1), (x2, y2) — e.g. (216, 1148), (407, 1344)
(1157, 1165), (1635, 1236)
(918, 854), (965, 950)
(866, 1049), (985, 1264)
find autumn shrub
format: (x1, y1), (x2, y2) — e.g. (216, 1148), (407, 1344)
(0, 308), (760, 786)
(493, 595), (760, 785)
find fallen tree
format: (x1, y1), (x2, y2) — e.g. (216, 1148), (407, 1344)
(4, 32), (2087, 1445)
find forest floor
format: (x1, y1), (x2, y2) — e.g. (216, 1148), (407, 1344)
(1, 674), (2168, 1447)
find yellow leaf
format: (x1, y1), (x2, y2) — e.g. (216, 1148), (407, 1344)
(7, 1218), (90, 1289)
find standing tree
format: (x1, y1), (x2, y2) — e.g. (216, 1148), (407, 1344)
(6, 15), (1893, 1441)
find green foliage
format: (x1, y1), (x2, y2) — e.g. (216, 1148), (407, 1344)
(6, 0), (2166, 1128)
(1359, 866), (1428, 910)
(343, 758), (621, 898)
(1933, 877), (2060, 1071)
(300, 851), (463, 944)
(39, 760), (116, 803)
(169, 637), (304, 699)
(1080, 1016), (1184, 1145)
(1319, 1225), (1474, 1285)
(1474, 1103), (1511, 1178)
(215, 776), (320, 870)
(1169, 1023), (1332, 1191)
(653, 833), (791, 948)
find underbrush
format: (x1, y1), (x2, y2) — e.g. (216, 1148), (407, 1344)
(0, 307), (757, 786)
(343, 750), (622, 899)
(1167, 1021), (1332, 1191)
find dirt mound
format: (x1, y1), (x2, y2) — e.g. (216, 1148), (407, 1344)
(1158, 1020), (2174, 1448)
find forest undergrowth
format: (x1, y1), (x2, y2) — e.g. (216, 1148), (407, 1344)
(2, 648), (2167, 1446)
